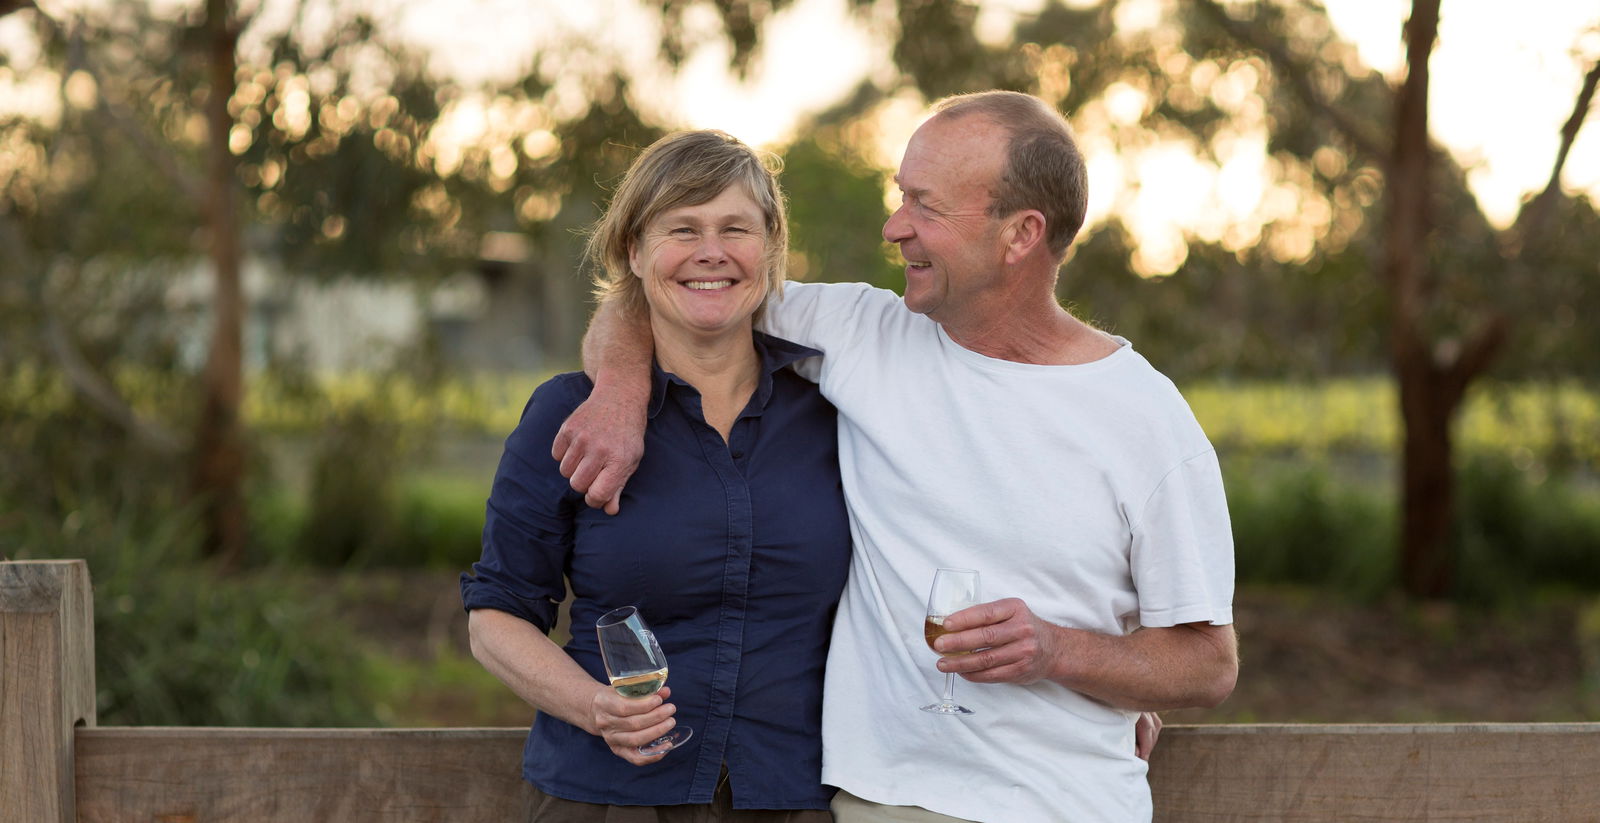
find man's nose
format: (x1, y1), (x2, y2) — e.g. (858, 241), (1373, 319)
(883, 205), (912, 243)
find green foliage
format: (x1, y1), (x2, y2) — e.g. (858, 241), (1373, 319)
(3, 487), (381, 726)
(1453, 455), (1600, 603)
(781, 135), (902, 290)
(1226, 459), (1396, 598)
(1224, 453), (1600, 603)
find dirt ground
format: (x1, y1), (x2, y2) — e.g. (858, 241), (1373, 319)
(344, 572), (1600, 727)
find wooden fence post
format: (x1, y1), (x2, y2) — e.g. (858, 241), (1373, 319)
(2, 560), (97, 823)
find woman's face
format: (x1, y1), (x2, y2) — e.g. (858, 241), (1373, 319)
(629, 185), (770, 340)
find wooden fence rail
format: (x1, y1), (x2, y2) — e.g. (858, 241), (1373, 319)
(6, 560), (1600, 822)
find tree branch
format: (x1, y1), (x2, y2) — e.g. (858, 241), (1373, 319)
(44, 314), (186, 456)
(47, 10), (207, 207)
(0, 216), (185, 456)
(1191, 0), (1389, 163)
(1509, 56), (1600, 256)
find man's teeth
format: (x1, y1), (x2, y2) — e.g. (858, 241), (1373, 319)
(908, 262), (931, 269)
(685, 280), (734, 290)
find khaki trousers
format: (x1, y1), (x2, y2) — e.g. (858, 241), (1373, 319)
(829, 790), (975, 823)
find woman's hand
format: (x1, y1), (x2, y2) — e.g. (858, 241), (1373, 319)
(1135, 711), (1162, 760)
(591, 685), (681, 766)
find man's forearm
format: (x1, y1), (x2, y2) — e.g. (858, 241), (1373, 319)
(582, 297), (653, 389)
(1047, 622), (1238, 711)
(555, 297), (656, 513)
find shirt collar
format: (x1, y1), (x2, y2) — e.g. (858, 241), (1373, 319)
(647, 331), (822, 420)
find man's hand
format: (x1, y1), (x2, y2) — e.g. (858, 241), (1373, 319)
(934, 597), (1063, 685)
(551, 387), (646, 515)
(591, 685), (679, 765)
(1135, 711), (1162, 760)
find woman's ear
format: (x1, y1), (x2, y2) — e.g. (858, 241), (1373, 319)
(628, 242), (642, 279)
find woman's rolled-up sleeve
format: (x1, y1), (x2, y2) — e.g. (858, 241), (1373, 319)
(460, 375), (588, 634)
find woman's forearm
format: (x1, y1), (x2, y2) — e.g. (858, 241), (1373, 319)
(467, 608), (606, 733)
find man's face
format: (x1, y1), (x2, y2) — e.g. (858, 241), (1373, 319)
(883, 114), (1010, 322)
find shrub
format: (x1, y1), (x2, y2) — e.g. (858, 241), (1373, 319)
(1225, 458), (1396, 599)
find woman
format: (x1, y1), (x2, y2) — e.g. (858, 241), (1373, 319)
(461, 130), (849, 821)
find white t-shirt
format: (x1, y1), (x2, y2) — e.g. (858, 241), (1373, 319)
(759, 281), (1235, 823)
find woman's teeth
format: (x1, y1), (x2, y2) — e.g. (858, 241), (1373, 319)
(685, 280), (734, 290)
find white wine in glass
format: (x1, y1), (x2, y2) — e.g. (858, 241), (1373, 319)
(920, 568), (980, 715)
(596, 606), (693, 753)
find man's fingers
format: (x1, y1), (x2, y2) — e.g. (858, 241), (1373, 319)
(569, 456), (604, 496)
(584, 465), (627, 511)
(936, 619), (1026, 656)
(551, 425), (574, 462)
(942, 598), (1024, 632)
(939, 641), (1023, 674)
(558, 441), (583, 481)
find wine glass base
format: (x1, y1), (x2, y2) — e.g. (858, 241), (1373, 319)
(637, 725), (694, 755)
(920, 701), (975, 716)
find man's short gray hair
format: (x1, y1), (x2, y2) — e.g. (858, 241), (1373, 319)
(933, 91), (1088, 260)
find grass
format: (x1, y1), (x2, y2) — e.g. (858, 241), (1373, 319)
(7, 368), (1598, 463)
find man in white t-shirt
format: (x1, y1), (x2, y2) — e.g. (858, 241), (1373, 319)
(554, 91), (1238, 822)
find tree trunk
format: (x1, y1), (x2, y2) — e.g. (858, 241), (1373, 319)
(1388, 0), (1450, 599)
(1397, 364), (1454, 597)
(192, 0), (246, 567)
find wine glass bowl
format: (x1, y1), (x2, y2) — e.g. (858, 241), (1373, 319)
(920, 568), (980, 715)
(596, 606), (694, 753)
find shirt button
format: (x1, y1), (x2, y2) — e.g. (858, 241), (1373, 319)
(731, 449), (745, 459)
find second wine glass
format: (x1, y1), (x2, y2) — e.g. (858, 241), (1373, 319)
(920, 568), (980, 715)
(596, 605), (694, 754)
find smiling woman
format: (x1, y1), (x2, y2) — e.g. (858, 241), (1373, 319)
(630, 185), (771, 344)
(459, 128), (849, 821)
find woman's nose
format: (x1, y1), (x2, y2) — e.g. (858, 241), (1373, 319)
(696, 234), (727, 264)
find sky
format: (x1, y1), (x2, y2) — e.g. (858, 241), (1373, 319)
(4, 0), (1598, 272)
(376, 0), (1600, 271)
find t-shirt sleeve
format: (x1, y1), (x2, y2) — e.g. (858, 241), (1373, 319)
(757, 280), (894, 384)
(1128, 448), (1235, 627)
(458, 374), (587, 634)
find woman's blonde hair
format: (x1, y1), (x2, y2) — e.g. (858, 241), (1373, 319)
(585, 130), (788, 313)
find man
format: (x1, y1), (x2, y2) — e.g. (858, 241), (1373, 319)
(556, 91), (1238, 822)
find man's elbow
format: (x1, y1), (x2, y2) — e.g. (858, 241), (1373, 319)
(1193, 630), (1240, 708)
(1193, 658), (1238, 708)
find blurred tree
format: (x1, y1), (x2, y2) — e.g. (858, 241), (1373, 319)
(682, 0), (1600, 599)
(781, 128), (901, 290)
(1192, 0), (1599, 597)
(0, 1), (668, 565)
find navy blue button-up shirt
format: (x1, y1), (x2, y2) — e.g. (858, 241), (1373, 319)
(461, 333), (851, 810)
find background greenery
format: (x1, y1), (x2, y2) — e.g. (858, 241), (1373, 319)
(3, 0), (1597, 726)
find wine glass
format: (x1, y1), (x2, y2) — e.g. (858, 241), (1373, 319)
(920, 568), (980, 715)
(596, 606), (693, 754)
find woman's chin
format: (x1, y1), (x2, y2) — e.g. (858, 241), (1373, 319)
(650, 311), (755, 343)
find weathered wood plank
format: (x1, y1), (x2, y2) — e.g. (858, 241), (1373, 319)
(1, 560), (96, 823)
(1149, 723), (1600, 822)
(75, 723), (1600, 822)
(75, 727), (531, 822)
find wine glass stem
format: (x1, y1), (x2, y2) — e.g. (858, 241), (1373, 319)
(943, 671), (957, 704)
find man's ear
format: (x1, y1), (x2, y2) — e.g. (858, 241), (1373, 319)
(1002, 210), (1048, 264)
